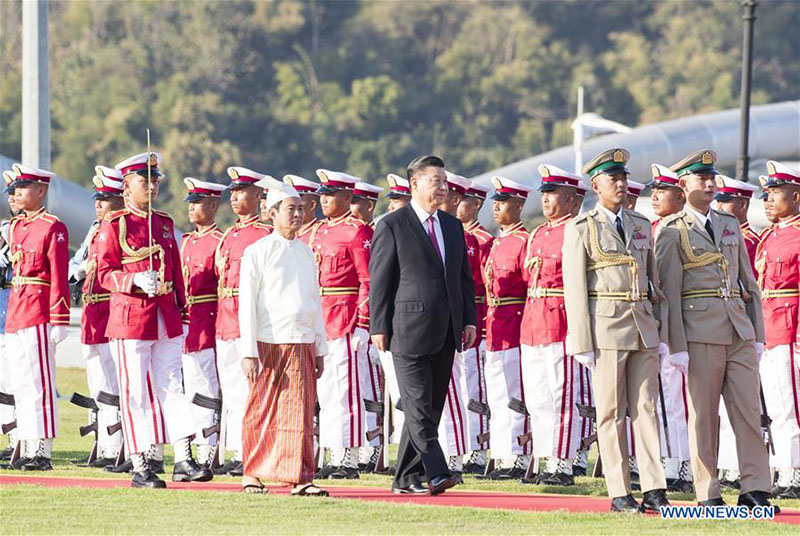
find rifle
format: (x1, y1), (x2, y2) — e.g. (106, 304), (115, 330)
(364, 397), (386, 472)
(468, 399), (491, 446)
(759, 384), (775, 456)
(0, 391), (16, 434)
(70, 392), (99, 466)
(192, 392), (223, 470)
(657, 374), (672, 458)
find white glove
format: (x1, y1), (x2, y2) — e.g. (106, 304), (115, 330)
(755, 342), (764, 361)
(667, 351), (689, 376)
(351, 327), (370, 353)
(182, 324), (189, 339)
(74, 259), (87, 280)
(133, 270), (158, 296)
(0, 246), (9, 269)
(658, 343), (669, 369)
(50, 326), (68, 346)
(574, 351), (595, 372)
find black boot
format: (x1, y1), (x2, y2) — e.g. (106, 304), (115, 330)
(172, 458), (213, 482)
(21, 456), (53, 471)
(610, 494), (644, 513)
(148, 459), (165, 474)
(328, 466), (359, 479)
(641, 489), (670, 513)
(105, 458), (134, 473)
(132, 468), (166, 489)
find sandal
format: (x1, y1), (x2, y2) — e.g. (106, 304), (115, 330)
(291, 483), (329, 497)
(242, 483), (269, 494)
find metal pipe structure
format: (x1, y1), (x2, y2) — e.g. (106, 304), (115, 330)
(736, 0), (758, 182)
(473, 100), (800, 221)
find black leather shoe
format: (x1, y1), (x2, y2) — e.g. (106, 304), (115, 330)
(132, 468), (166, 489)
(737, 490), (773, 510)
(572, 465), (587, 477)
(698, 498), (726, 506)
(0, 446), (13, 461)
(148, 459), (165, 474)
(227, 460), (243, 477)
(212, 459), (242, 476)
(105, 458), (133, 473)
(641, 489), (670, 512)
(485, 468), (513, 480)
(610, 494), (644, 513)
(519, 472), (551, 485)
(7, 457), (31, 470)
(776, 486), (800, 500)
(329, 466), (360, 479)
(89, 457), (116, 468)
(391, 481), (428, 494)
(667, 478), (694, 494)
(21, 456), (53, 471)
(173, 459), (213, 482)
(540, 472), (575, 486)
(429, 474), (458, 496)
(462, 462), (486, 475)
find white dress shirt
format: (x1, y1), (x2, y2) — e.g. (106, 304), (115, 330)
(685, 204), (710, 227)
(595, 202), (623, 228)
(237, 232), (328, 359)
(410, 198), (446, 266)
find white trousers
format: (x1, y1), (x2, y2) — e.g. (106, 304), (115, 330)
(485, 347), (529, 459)
(182, 347), (219, 446)
(438, 351), (469, 457)
(521, 342), (580, 460)
(110, 314), (193, 456)
(656, 361), (691, 461)
(575, 362), (594, 449)
(461, 340), (489, 451)
(377, 349), (405, 444)
(718, 398), (740, 471)
(760, 344), (800, 468)
(83, 343), (122, 456)
(0, 332), (16, 432)
(318, 333), (367, 449)
(5, 324), (57, 440)
(363, 343), (383, 447)
(215, 338), (248, 455)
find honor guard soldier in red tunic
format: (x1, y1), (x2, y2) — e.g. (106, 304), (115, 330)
(284, 174), (322, 244)
(482, 176), (533, 479)
(385, 174), (412, 213)
(457, 181), (493, 474)
(645, 163), (693, 493)
(97, 152), (212, 488)
(756, 160), (800, 499)
(68, 166), (126, 467)
(520, 165), (587, 486)
(4, 164), (69, 471)
(350, 181), (385, 471)
(714, 175), (760, 276)
(214, 166), (273, 475)
(435, 171), (477, 479)
(180, 178), (226, 467)
(625, 180), (646, 211)
(310, 169), (373, 479)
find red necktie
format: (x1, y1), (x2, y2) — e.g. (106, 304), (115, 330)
(427, 215), (443, 263)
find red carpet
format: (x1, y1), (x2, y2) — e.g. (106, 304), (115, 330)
(2, 474), (798, 525)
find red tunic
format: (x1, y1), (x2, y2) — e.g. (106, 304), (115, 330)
(520, 215), (571, 347)
(755, 214), (800, 349)
(740, 222), (760, 277)
(81, 223), (111, 344)
(6, 208), (70, 332)
(215, 215), (273, 341)
(484, 222), (528, 352)
(308, 211), (372, 340)
(96, 205), (186, 340)
(297, 219), (320, 245)
(466, 221), (494, 342)
(181, 224), (224, 352)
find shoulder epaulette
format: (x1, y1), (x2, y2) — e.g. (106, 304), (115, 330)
(713, 209), (738, 222)
(511, 228), (529, 240)
(572, 210), (594, 224)
(628, 210), (650, 222)
(153, 209), (173, 220)
(661, 211), (685, 226)
(345, 216), (365, 228)
(254, 222), (273, 230)
(104, 209), (128, 222)
(530, 222), (547, 237)
(40, 211), (60, 224)
(472, 227), (494, 239)
(211, 229), (224, 239)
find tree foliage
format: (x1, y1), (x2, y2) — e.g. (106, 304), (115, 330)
(1, 0), (797, 230)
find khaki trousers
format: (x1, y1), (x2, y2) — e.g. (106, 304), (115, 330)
(595, 346), (665, 497)
(687, 333), (771, 501)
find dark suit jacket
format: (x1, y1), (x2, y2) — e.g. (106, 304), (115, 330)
(369, 203), (477, 356)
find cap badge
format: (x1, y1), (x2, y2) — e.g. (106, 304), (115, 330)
(766, 162), (776, 175)
(701, 152), (713, 165)
(613, 150), (624, 163)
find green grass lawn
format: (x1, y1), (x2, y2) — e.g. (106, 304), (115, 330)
(1, 367), (797, 535)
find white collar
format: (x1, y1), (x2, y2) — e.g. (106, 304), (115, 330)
(271, 230), (296, 246)
(595, 202), (622, 226)
(686, 204), (711, 227)
(410, 198), (438, 224)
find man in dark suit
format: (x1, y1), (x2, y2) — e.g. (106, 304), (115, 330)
(370, 155), (477, 495)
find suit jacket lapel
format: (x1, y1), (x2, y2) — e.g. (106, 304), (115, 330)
(403, 204), (444, 269)
(711, 210), (725, 249)
(622, 210), (636, 249)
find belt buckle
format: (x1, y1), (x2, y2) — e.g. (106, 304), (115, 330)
(534, 288), (545, 299)
(630, 290), (640, 302)
(720, 287), (731, 300)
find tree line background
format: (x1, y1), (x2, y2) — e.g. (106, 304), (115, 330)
(1, 0), (798, 230)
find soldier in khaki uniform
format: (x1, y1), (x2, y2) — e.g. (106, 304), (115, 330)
(563, 148), (669, 513)
(654, 150), (772, 508)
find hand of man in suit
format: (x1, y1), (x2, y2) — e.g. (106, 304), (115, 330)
(371, 333), (389, 352)
(462, 326), (477, 351)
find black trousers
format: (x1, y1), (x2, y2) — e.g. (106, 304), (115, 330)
(392, 326), (456, 488)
